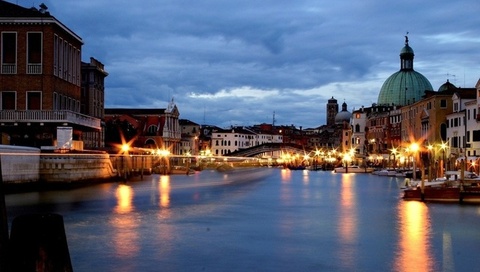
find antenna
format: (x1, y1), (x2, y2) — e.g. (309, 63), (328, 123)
(203, 106), (206, 125)
(272, 111), (276, 127)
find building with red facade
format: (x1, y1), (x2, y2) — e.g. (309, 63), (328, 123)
(104, 100), (181, 154)
(0, 1), (102, 148)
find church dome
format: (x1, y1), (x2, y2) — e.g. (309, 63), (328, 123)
(377, 36), (433, 106)
(378, 70), (433, 106)
(335, 102), (351, 124)
(438, 79), (456, 92)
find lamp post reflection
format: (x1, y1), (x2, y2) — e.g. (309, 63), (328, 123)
(396, 201), (433, 272)
(337, 174), (357, 268)
(112, 184), (139, 258)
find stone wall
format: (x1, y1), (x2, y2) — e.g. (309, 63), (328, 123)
(39, 153), (117, 183)
(0, 145), (40, 184)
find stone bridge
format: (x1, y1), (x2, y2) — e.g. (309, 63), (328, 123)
(228, 143), (307, 157)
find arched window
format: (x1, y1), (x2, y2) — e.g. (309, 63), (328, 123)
(147, 125), (157, 136)
(144, 139), (156, 148)
(355, 124), (361, 132)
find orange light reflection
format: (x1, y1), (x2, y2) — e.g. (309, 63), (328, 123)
(395, 201), (433, 272)
(159, 175), (171, 209)
(115, 184), (133, 214)
(111, 184), (139, 258)
(337, 175), (357, 268)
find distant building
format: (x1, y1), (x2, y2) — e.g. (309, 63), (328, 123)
(104, 99), (181, 154)
(0, 1), (102, 149)
(179, 119), (200, 155)
(81, 57), (108, 148)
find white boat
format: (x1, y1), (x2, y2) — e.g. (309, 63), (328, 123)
(372, 169), (398, 176)
(334, 165), (374, 173)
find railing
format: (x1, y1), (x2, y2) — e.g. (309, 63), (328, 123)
(1, 64), (16, 74)
(0, 110), (100, 129)
(27, 64), (42, 74)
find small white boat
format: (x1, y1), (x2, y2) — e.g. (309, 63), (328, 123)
(334, 165), (374, 173)
(372, 169), (397, 176)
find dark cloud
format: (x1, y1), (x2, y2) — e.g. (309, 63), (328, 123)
(35, 0), (480, 128)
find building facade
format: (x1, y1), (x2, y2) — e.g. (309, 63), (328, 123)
(81, 57), (108, 148)
(0, 2), (101, 148)
(104, 100), (181, 154)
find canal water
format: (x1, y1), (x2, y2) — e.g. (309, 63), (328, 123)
(5, 168), (480, 272)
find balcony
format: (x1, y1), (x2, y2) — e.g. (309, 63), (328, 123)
(1, 64), (16, 74)
(27, 64), (42, 74)
(0, 110), (100, 129)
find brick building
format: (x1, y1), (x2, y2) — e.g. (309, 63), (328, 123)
(0, 1), (101, 148)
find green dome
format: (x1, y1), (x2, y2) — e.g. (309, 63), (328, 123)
(377, 36), (433, 106)
(378, 70), (433, 106)
(438, 79), (456, 92)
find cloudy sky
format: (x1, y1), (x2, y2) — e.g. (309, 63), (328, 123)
(27, 0), (480, 128)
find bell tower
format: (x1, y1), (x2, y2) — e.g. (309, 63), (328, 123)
(326, 97), (338, 126)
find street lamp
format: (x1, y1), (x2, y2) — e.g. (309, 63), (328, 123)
(427, 144), (435, 180)
(343, 152), (352, 173)
(390, 147), (398, 170)
(440, 141), (448, 175)
(410, 142), (419, 181)
(121, 144), (130, 180)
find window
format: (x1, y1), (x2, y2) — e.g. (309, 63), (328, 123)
(452, 137), (458, 148)
(1, 91), (16, 110)
(473, 130), (480, 142)
(27, 32), (42, 74)
(147, 125), (157, 136)
(1, 32), (16, 74)
(440, 123), (447, 141)
(440, 99), (447, 108)
(27, 92), (41, 110)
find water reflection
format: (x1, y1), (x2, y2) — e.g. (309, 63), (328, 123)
(155, 175), (175, 258)
(111, 184), (139, 259)
(395, 201), (433, 272)
(115, 184), (134, 214)
(337, 174), (357, 268)
(159, 175), (171, 208)
(442, 232), (454, 272)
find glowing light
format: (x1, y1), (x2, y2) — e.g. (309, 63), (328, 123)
(115, 184), (133, 214)
(159, 175), (171, 208)
(396, 201), (433, 271)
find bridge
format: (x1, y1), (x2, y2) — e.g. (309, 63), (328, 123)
(228, 143), (308, 157)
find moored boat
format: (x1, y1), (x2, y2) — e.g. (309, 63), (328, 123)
(403, 183), (480, 203)
(372, 169), (398, 176)
(334, 165), (374, 173)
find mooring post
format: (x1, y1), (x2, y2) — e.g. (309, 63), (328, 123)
(8, 213), (73, 272)
(0, 154), (9, 271)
